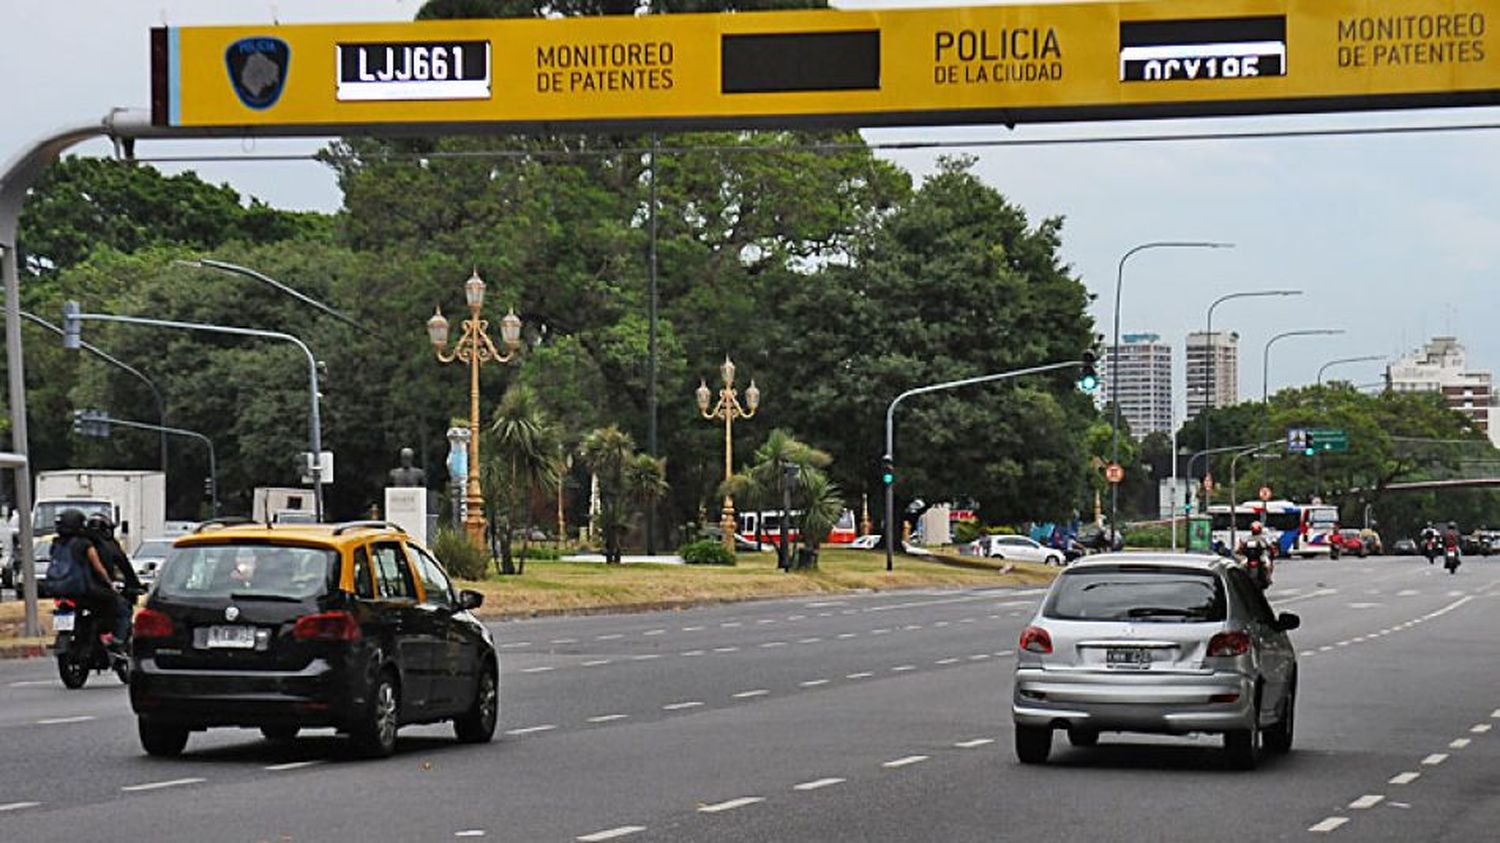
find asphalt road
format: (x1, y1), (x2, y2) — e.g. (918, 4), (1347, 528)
(1, 554), (1497, 841)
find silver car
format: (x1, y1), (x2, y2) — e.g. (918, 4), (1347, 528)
(1011, 553), (1299, 769)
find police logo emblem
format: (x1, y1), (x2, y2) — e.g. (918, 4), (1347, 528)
(225, 37), (290, 110)
(225, 605), (240, 622)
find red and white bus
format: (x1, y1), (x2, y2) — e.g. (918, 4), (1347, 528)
(737, 509), (858, 547)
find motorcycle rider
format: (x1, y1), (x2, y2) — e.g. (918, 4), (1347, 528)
(1444, 521), (1462, 566)
(1420, 521), (1441, 559)
(85, 513), (142, 597)
(1236, 521), (1275, 588)
(56, 510), (131, 649)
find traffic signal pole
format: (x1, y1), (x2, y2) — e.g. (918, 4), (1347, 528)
(883, 358), (1087, 573)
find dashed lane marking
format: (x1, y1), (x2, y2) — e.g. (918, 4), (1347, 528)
(698, 797), (764, 814)
(882, 755), (929, 768)
(759, 642), (787, 649)
(1309, 817), (1348, 833)
(1349, 795), (1385, 810)
(720, 622), (743, 628)
(595, 634), (623, 641)
(643, 629), (666, 636)
(1300, 650), (1316, 657)
(521, 666), (554, 674)
(1492, 709), (1500, 719)
(935, 658), (960, 665)
(892, 665), (916, 672)
(576, 826), (646, 842)
(265, 760), (324, 772)
(968, 654), (991, 661)
(36, 716), (95, 725)
(631, 654), (660, 661)
(732, 689), (769, 699)
(1389, 772), (1420, 785)
(550, 638), (578, 644)
(682, 650), (705, 657)
(582, 659), (612, 667)
(505, 725), (557, 736)
(793, 778), (845, 791)
(454, 831), (486, 838)
(1421, 753), (1448, 766)
(837, 633), (857, 640)
(799, 679), (829, 687)
(798, 637), (822, 644)
(955, 738), (995, 748)
(663, 701), (704, 711)
(846, 672), (874, 679)
(6, 680), (54, 687)
(121, 778), (205, 793)
(682, 626), (704, 632)
(0, 802), (40, 812)
(1471, 723), (1492, 733)
(757, 619), (777, 625)
(499, 642), (532, 649)
(1450, 738), (1471, 749)
(713, 647), (739, 653)
(587, 714), (629, 723)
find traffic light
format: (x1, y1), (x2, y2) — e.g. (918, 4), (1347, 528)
(61, 300), (81, 350)
(881, 456), (895, 487)
(203, 476), (215, 500)
(1077, 350), (1099, 393)
(70, 409), (110, 438)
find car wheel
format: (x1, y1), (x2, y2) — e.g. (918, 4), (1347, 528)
(261, 725), (300, 742)
(1046, 554), (1063, 567)
(138, 718), (189, 757)
(351, 671), (400, 758)
(1264, 679), (1296, 755)
(57, 653), (88, 689)
(1015, 725), (1052, 764)
(1224, 702), (1261, 770)
(1067, 727), (1099, 748)
(454, 666), (499, 744)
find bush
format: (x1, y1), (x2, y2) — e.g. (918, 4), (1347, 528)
(952, 519), (982, 544)
(432, 527), (491, 580)
(679, 539), (736, 566)
(519, 545), (561, 561)
(1122, 523), (1186, 549)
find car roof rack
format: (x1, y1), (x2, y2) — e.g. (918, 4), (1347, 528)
(331, 520), (407, 536)
(192, 516), (256, 534)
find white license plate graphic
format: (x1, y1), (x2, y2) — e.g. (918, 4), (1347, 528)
(52, 614), (74, 632)
(206, 625), (256, 649)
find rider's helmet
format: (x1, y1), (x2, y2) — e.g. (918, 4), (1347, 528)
(1449, 521), (1458, 530)
(85, 512), (114, 536)
(1249, 521), (1263, 535)
(54, 508), (86, 537)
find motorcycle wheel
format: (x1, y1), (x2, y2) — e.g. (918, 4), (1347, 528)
(57, 653), (89, 689)
(113, 658), (131, 685)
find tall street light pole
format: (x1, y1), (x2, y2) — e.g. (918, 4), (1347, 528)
(427, 271), (523, 550)
(63, 304), (327, 520)
(1317, 355), (1385, 389)
(1262, 328), (1344, 487)
(696, 357), (760, 555)
(1110, 241), (1232, 535)
(1200, 289), (1301, 465)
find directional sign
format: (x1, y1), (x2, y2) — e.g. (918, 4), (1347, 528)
(153, 0), (1500, 133)
(1309, 428), (1350, 452)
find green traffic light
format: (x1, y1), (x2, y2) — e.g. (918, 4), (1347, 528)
(1078, 374), (1099, 393)
(882, 472), (894, 485)
(1304, 447), (1315, 456)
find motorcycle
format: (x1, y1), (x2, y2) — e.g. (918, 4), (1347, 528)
(52, 591), (136, 689)
(1444, 545), (1462, 575)
(1421, 536), (1441, 565)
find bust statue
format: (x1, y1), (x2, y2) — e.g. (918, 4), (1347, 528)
(387, 447), (426, 487)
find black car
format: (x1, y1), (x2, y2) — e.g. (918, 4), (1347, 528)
(130, 522), (498, 758)
(1391, 538), (1419, 556)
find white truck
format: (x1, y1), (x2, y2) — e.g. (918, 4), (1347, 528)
(252, 487), (318, 524)
(33, 469), (167, 554)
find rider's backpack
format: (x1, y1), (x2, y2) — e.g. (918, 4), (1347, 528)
(45, 537), (91, 597)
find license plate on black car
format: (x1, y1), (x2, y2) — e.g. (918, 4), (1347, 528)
(1106, 647), (1150, 667)
(205, 625), (256, 649)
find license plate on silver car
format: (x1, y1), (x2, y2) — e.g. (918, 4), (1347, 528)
(205, 625), (256, 649)
(1106, 647), (1151, 668)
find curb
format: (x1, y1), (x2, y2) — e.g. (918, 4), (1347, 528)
(0, 642), (49, 660)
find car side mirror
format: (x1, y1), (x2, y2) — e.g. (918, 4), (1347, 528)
(458, 589), (483, 611)
(1276, 612), (1300, 632)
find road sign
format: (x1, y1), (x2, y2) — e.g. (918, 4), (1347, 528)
(1258, 485), (1273, 501)
(1309, 428), (1349, 453)
(1105, 462), (1125, 484)
(1287, 427), (1309, 453)
(154, 0), (1500, 133)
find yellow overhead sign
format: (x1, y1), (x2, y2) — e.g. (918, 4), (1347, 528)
(152, 0), (1500, 132)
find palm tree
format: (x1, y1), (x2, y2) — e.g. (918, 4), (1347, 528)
(723, 429), (842, 569)
(580, 426), (670, 564)
(486, 385), (563, 576)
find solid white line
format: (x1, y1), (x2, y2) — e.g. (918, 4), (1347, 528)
(582, 659), (612, 667)
(800, 679), (829, 687)
(1472, 723), (1492, 733)
(1389, 772), (1420, 785)
(732, 689), (769, 699)
(0, 802), (40, 812)
(121, 778), (205, 793)
(698, 797), (763, 813)
(955, 738), (995, 748)
(521, 666), (555, 674)
(505, 725), (557, 736)
(1308, 817), (1348, 833)
(596, 634), (623, 641)
(36, 715), (95, 725)
(1422, 753), (1448, 765)
(1349, 795), (1384, 809)
(846, 672), (874, 679)
(576, 826), (646, 842)
(265, 760), (324, 772)
(587, 714), (629, 723)
(892, 665), (916, 672)
(882, 755), (929, 768)
(663, 701), (704, 711)
(793, 778), (845, 791)
(1450, 738), (1471, 749)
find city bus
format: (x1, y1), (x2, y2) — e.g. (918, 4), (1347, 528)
(737, 509), (858, 547)
(1209, 500), (1339, 558)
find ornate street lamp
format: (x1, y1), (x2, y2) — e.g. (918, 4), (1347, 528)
(697, 357), (760, 554)
(428, 270), (523, 548)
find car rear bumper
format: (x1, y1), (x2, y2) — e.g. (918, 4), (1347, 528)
(1012, 668), (1255, 734)
(129, 657), (367, 728)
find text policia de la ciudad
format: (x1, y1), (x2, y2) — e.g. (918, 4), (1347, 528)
(536, 41), (675, 93)
(1337, 12), (1486, 67)
(933, 27), (1063, 84)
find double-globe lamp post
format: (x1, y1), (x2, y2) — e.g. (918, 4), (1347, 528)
(697, 357), (760, 554)
(427, 271), (523, 550)
(1110, 241), (1232, 533)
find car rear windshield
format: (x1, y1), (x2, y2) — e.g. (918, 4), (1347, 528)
(1043, 566), (1226, 623)
(156, 543), (335, 601)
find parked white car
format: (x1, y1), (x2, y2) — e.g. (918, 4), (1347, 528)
(968, 534), (1064, 566)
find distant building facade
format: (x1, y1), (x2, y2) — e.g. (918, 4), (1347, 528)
(1185, 331), (1239, 420)
(1386, 336), (1500, 446)
(1101, 333), (1173, 439)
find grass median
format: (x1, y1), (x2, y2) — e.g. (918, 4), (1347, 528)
(462, 547), (1058, 619)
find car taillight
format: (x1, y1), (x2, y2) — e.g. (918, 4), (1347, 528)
(1019, 625), (1053, 654)
(1208, 630), (1251, 657)
(134, 608), (175, 639)
(291, 611), (361, 642)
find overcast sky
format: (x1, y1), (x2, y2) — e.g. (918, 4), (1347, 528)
(5, 0), (1495, 418)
